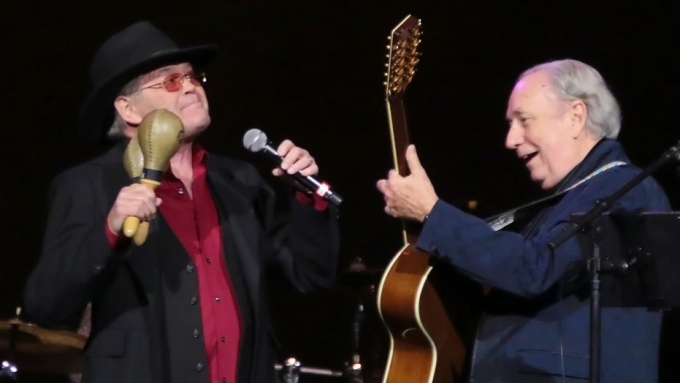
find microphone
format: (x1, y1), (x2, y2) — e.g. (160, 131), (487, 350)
(243, 128), (343, 207)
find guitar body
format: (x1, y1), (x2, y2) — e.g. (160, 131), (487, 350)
(376, 15), (483, 383)
(377, 241), (466, 383)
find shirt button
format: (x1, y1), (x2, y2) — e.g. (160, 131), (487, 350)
(193, 329), (200, 338)
(222, 378), (227, 383)
(206, 258), (212, 264)
(215, 297), (221, 302)
(178, 188), (185, 195)
(195, 362), (204, 372)
(190, 297), (198, 305)
(186, 264), (194, 274)
(221, 336), (226, 343)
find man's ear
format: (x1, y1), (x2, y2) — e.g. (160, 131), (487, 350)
(113, 96), (143, 126)
(569, 99), (588, 138)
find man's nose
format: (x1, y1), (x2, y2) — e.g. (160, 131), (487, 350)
(505, 121), (524, 150)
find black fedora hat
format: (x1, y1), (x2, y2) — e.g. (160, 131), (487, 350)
(77, 20), (218, 143)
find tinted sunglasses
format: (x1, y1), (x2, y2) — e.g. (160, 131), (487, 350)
(136, 71), (207, 93)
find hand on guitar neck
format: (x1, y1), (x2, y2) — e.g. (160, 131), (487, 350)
(376, 144), (439, 222)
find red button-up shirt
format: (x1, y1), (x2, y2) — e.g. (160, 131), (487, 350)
(107, 145), (241, 383)
(105, 143), (329, 382)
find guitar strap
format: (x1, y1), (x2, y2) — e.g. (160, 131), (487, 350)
(485, 161), (627, 231)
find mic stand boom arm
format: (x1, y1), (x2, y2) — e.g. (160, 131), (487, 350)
(549, 140), (680, 250)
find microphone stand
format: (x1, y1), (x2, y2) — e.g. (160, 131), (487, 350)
(548, 139), (680, 383)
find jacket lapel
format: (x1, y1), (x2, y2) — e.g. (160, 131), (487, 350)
(206, 160), (260, 317)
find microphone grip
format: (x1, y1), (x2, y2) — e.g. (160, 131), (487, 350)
(262, 145), (343, 206)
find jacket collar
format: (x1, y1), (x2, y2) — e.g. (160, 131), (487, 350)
(553, 138), (629, 193)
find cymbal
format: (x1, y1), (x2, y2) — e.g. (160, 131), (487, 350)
(0, 319), (86, 375)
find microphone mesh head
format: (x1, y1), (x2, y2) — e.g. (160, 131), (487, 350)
(243, 128), (268, 152)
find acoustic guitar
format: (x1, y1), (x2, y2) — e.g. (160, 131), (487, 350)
(376, 15), (481, 383)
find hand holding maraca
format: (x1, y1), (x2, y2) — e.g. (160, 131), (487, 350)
(106, 108), (184, 245)
(122, 137), (154, 245)
(106, 183), (159, 237)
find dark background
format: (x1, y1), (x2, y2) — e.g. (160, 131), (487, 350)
(4, 0), (680, 381)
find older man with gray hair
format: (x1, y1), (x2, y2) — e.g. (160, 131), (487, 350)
(377, 59), (669, 382)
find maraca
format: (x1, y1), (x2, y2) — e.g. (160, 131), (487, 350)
(123, 137), (144, 183)
(122, 137), (153, 246)
(123, 109), (184, 243)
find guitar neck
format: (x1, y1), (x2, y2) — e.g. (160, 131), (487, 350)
(387, 98), (421, 244)
(383, 14), (422, 246)
(387, 98), (411, 178)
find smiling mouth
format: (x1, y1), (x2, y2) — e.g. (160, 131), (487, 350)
(521, 152), (538, 164)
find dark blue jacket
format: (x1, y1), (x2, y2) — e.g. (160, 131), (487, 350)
(417, 139), (670, 382)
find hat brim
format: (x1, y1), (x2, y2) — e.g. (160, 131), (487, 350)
(77, 44), (218, 143)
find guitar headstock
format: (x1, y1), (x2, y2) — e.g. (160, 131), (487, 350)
(384, 15), (422, 101)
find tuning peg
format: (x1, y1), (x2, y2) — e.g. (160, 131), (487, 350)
(383, 82), (387, 86)
(387, 35), (391, 40)
(385, 54), (390, 58)
(383, 73), (388, 77)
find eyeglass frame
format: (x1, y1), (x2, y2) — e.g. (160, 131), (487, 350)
(134, 71), (207, 93)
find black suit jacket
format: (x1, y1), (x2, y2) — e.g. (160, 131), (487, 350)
(23, 143), (340, 383)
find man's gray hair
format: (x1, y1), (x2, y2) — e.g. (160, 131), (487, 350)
(106, 75), (144, 139)
(519, 59), (621, 139)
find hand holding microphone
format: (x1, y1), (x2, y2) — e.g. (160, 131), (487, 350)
(243, 128), (342, 207)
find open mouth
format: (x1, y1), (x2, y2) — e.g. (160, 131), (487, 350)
(521, 152), (538, 164)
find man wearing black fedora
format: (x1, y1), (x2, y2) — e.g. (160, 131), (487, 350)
(23, 20), (339, 383)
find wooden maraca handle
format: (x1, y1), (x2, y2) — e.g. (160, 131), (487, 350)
(122, 179), (161, 238)
(123, 216), (141, 238)
(133, 221), (150, 246)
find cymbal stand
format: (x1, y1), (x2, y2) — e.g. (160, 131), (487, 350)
(279, 357), (301, 383)
(0, 360), (17, 380)
(275, 357), (343, 382)
(1, 308), (21, 380)
(342, 302), (364, 383)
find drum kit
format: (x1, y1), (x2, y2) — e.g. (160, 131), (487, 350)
(0, 308), (86, 382)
